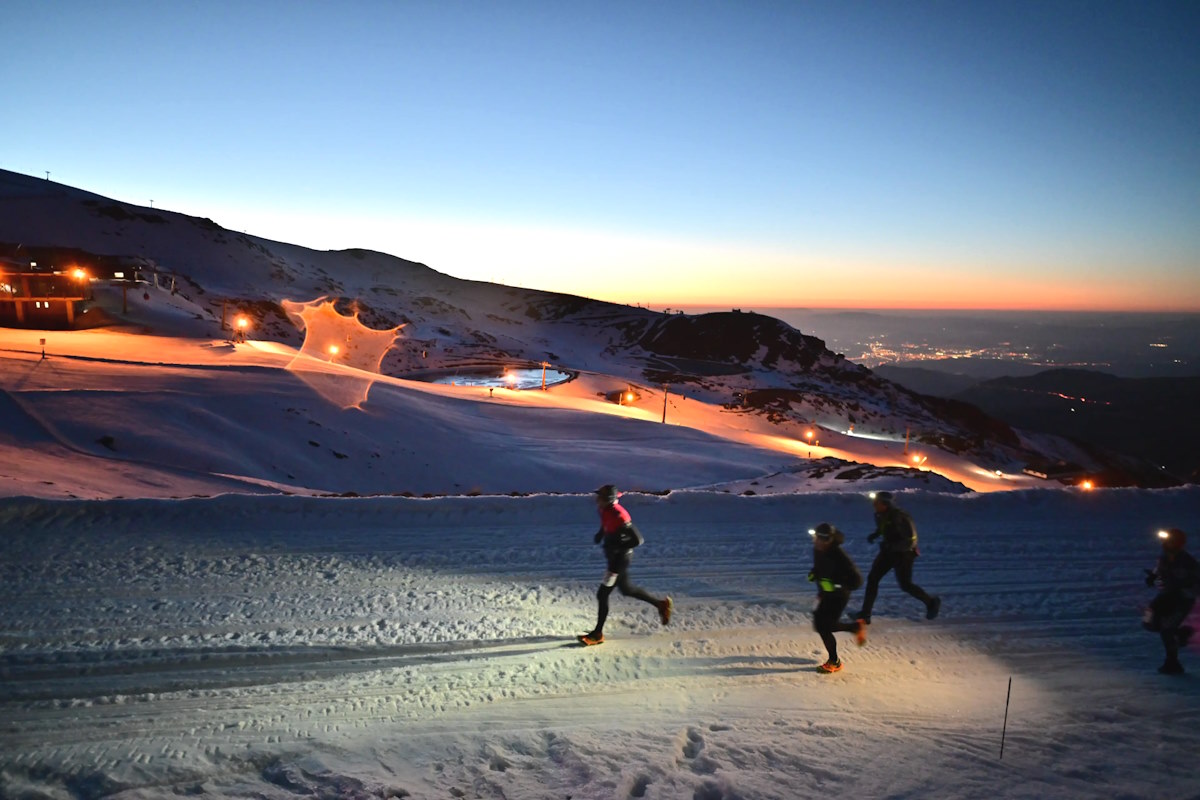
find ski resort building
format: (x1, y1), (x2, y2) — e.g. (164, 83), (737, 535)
(0, 260), (94, 330)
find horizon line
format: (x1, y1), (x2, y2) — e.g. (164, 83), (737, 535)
(650, 304), (1200, 315)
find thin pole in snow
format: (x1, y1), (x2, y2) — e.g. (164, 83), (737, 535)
(1000, 676), (1012, 759)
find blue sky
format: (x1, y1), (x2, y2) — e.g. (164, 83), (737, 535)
(4, 1), (1198, 310)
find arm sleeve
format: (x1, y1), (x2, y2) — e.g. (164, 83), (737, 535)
(615, 523), (643, 549)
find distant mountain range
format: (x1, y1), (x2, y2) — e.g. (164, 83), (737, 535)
(877, 364), (1199, 484)
(1, 168), (1182, 489)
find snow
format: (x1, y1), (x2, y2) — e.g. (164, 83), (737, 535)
(0, 327), (1031, 499)
(2, 489), (1199, 798)
(2, 328), (1199, 798)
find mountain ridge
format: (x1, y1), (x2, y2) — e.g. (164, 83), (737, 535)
(1, 167), (1159, 493)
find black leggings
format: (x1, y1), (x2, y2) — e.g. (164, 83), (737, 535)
(1149, 590), (1196, 661)
(813, 589), (858, 662)
(861, 549), (932, 617)
(594, 555), (660, 634)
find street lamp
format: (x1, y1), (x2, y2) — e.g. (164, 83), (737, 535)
(328, 344), (340, 359)
(234, 315), (249, 343)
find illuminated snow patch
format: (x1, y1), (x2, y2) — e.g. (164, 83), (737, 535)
(280, 297), (404, 408)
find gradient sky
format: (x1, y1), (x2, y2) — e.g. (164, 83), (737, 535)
(5, 1), (1199, 310)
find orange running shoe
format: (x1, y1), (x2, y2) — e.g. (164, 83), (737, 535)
(658, 597), (673, 626)
(855, 619), (868, 647)
(578, 632), (605, 646)
(818, 659), (843, 673)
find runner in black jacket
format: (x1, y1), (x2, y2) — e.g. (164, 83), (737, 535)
(809, 522), (867, 673)
(1144, 527), (1199, 675)
(855, 491), (940, 624)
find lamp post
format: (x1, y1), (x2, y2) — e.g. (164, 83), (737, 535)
(661, 383), (669, 423)
(540, 361), (549, 390)
(234, 315), (249, 343)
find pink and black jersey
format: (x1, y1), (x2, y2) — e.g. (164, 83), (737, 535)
(598, 502), (632, 535)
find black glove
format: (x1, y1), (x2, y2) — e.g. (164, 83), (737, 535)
(594, 531), (604, 544)
(1144, 569), (1157, 588)
(867, 532), (881, 544)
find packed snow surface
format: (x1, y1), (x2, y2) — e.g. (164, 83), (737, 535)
(2, 488), (1199, 799)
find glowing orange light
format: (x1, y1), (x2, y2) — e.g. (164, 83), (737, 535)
(805, 430), (814, 440)
(72, 268), (87, 280)
(235, 316), (249, 330)
(1080, 479), (1094, 490)
(625, 392), (635, 403)
(328, 344), (340, 356)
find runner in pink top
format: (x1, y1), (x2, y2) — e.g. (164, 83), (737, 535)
(579, 485), (672, 645)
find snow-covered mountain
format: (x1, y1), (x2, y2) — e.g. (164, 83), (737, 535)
(1, 168), (1105, 497)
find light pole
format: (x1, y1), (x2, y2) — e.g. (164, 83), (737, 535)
(661, 383), (669, 423)
(540, 361), (549, 390)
